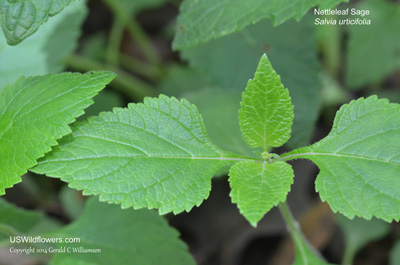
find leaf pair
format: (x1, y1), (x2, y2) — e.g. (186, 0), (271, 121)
(30, 55), (400, 229)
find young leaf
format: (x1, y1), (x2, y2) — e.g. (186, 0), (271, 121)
(347, 0), (400, 89)
(173, 0), (347, 49)
(239, 54), (294, 150)
(0, 72), (116, 195)
(282, 96), (400, 221)
(0, 0), (87, 88)
(0, 0), (73, 45)
(182, 17), (321, 148)
(50, 197), (195, 265)
(32, 95), (241, 214)
(229, 160), (294, 227)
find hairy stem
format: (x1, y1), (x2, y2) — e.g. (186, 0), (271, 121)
(278, 202), (326, 263)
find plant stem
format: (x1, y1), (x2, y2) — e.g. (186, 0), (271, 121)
(125, 18), (161, 66)
(342, 245), (355, 265)
(65, 54), (157, 100)
(278, 202), (327, 262)
(106, 18), (125, 66)
(119, 54), (163, 81)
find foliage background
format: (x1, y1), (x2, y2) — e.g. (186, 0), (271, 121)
(0, 0), (399, 264)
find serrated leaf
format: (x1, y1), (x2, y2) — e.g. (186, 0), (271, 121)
(50, 197), (195, 265)
(336, 215), (389, 264)
(0, 71), (116, 195)
(32, 95), (241, 214)
(0, 0), (73, 45)
(229, 160), (293, 227)
(173, 0), (347, 49)
(0, 0), (87, 88)
(283, 96), (400, 221)
(346, 0), (400, 89)
(182, 17), (321, 148)
(239, 54), (294, 150)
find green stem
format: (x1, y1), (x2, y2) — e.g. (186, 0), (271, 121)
(66, 54), (157, 100)
(119, 54), (163, 81)
(278, 202), (327, 263)
(342, 245), (356, 265)
(125, 18), (160, 66)
(106, 18), (125, 66)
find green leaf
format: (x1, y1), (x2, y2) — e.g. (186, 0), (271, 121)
(239, 54), (294, 150)
(0, 199), (42, 242)
(0, 71), (116, 195)
(182, 17), (321, 148)
(336, 215), (389, 264)
(32, 95), (241, 214)
(0, 0), (87, 88)
(390, 241), (400, 265)
(346, 0), (400, 89)
(103, 0), (166, 20)
(0, 0), (73, 45)
(283, 96), (400, 221)
(50, 197), (195, 265)
(173, 0), (347, 49)
(229, 160), (293, 226)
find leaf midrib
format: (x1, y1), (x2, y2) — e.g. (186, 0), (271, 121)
(36, 155), (255, 165)
(282, 152), (399, 166)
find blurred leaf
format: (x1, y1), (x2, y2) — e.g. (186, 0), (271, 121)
(60, 187), (85, 220)
(0, 0), (72, 45)
(50, 197), (196, 265)
(375, 91), (400, 104)
(173, 0), (347, 49)
(77, 89), (124, 122)
(80, 32), (107, 62)
(336, 214), (390, 264)
(0, 72), (115, 194)
(185, 88), (254, 158)
(346, 0), (400, 89)
(0, 199), (42, 243)
(182, 17), (321, 148)
(0, 0), (87, 88)
(390, 241), (400, 265)
(159, 64), (210, 97)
